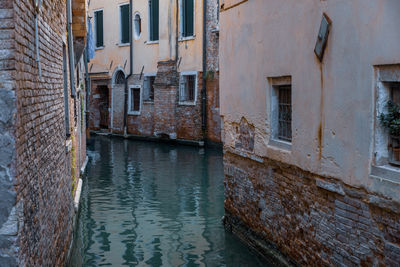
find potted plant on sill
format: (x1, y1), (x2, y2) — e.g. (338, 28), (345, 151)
(380, 100), (400, 162)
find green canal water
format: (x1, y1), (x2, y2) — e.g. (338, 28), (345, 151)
(68, 136), (271, 267)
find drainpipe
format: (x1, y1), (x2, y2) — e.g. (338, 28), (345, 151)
(202, 0), (207, 140)
(124, 0), (134, 136)
(84, 48), (90, 131)
(67, 0), (76, 98)
(175, 0), (179, 62)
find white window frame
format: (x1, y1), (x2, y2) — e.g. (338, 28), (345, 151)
(143, 73), (156, 102)
(147, 0), (159, 44)
(94, 8), (104, 49)
(119, 3), (130, 46)
(179, 0), (196, 41)
(179, 71), (197, 105)
(133, 12), (142, 40)
(128, 85), (142, 115)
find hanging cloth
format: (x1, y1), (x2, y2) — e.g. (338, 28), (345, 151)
(87, 19), (95, 60)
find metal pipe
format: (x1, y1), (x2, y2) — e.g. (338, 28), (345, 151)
(67, 0), (76, 98)
(63, 46), (70, 137)
(202, 0), (208, 138)
(84, 48), (90, 130)
(175, 0), (179, 61)
(124, 0), (134, 136)
(34, 14), (42, 78)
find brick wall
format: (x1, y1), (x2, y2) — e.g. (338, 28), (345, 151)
(224, 150), (400, 266)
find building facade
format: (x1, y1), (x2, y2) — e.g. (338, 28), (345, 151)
(220, 0), (400, 265)
(0, 0), (88, 265)
(88, 0), (221, 145)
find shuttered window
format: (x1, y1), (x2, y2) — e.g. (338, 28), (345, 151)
(149, 0), (159, 41)
(95, 10), (104, 48)
(182, 0), (194, 37)
(120, 4), (130, 44)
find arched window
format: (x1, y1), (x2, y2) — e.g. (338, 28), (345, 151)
(114, 70), (126, 85)
(134, 13), (142, 40)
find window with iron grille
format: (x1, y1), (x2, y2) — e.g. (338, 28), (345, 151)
(144, 75), (155, 101)
(277, 85), (292, 142)
(129, 86), (141, 114)
(94, 10), (104, 48)
(120, 4), (130, 44)
(388, 84), (400, 166)
(179, 74), (196, 103)
(180, 0), (194, 38)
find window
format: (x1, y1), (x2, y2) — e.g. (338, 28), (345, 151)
(144, 75), (156, 101)
(387, 84), (400, 165)
(149, 0), (159, 42)
(134, 13), (142, 40)
(179, 73), (197, 104)
(94, 9), (104, 48)
(120, 4), (130, 44)
(269, 76), (292, 148)
(129, 86), (141, 114)
(180, 0), (194, 38)
(277, 85), (292, 142)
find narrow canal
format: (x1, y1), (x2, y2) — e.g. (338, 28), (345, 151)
(69, 136), (270, 266)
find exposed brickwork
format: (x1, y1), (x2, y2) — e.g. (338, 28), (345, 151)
(224, 150), (400, 266)
(89, 79), (110, 130)
(0, 0), (87, 265)
(206, 71), (221, 144)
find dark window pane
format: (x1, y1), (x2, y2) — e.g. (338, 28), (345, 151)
(133, 88), (140, 111)
(95, 10), (104, 47)
(150, 0), (159, 41)
(120, 5), (130, 44)
(183, 0), (194, 37)
(149, 76), (155, 101)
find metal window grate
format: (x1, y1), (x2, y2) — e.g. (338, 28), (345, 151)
(278, 85), (292, 142)
(180, 75), (195, 102)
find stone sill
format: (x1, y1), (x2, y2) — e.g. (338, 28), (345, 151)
(178, 101), (196, 106)
(128, 111), (141, 116)
(95, 46), (104, 50)
(118, 43), (130, 47)
(179, 36), (195, 42)
(370, 165), (400, 185)
(146, 40), (159, 45)
(268, 138), (292, 151)
(143, 100), (154, 105)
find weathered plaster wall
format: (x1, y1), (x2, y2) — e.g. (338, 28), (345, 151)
(219, 0), (400, 193)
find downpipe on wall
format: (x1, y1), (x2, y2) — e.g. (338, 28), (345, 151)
(67, 0), (76, 98)
(202, 0), (208, 140)
(123, 0), (134, 136)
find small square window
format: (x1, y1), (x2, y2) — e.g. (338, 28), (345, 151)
(144, 75), (156, 101)
(129, 86), (141, 114)
(179, 74), (196, 104)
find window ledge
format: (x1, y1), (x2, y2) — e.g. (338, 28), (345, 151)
(268, 138), (292, 151)
(146, 40), (159, 45)
(143, 100), (154, 104)
(370, 165), (400, 185)
(65, 139), (72, 154)
(178, 101), (196, 106)
(179, 36), (195, 42)
(118, 43), (130, 47)
(95, 46), (104, 50)
(128, 111), (141, 116)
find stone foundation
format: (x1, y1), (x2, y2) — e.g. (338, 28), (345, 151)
(224, 150), (400, 266)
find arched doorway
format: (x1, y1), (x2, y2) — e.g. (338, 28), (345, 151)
(111, 68), (126, 133)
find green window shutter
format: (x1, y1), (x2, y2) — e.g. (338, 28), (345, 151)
(184, 0), (194, 37)
(95, 10), (104, 47)
(120, 5), (130, 44)
(150, 0), (159, 41)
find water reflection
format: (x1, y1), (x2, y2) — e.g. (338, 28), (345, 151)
(69, 136), (270, 267)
